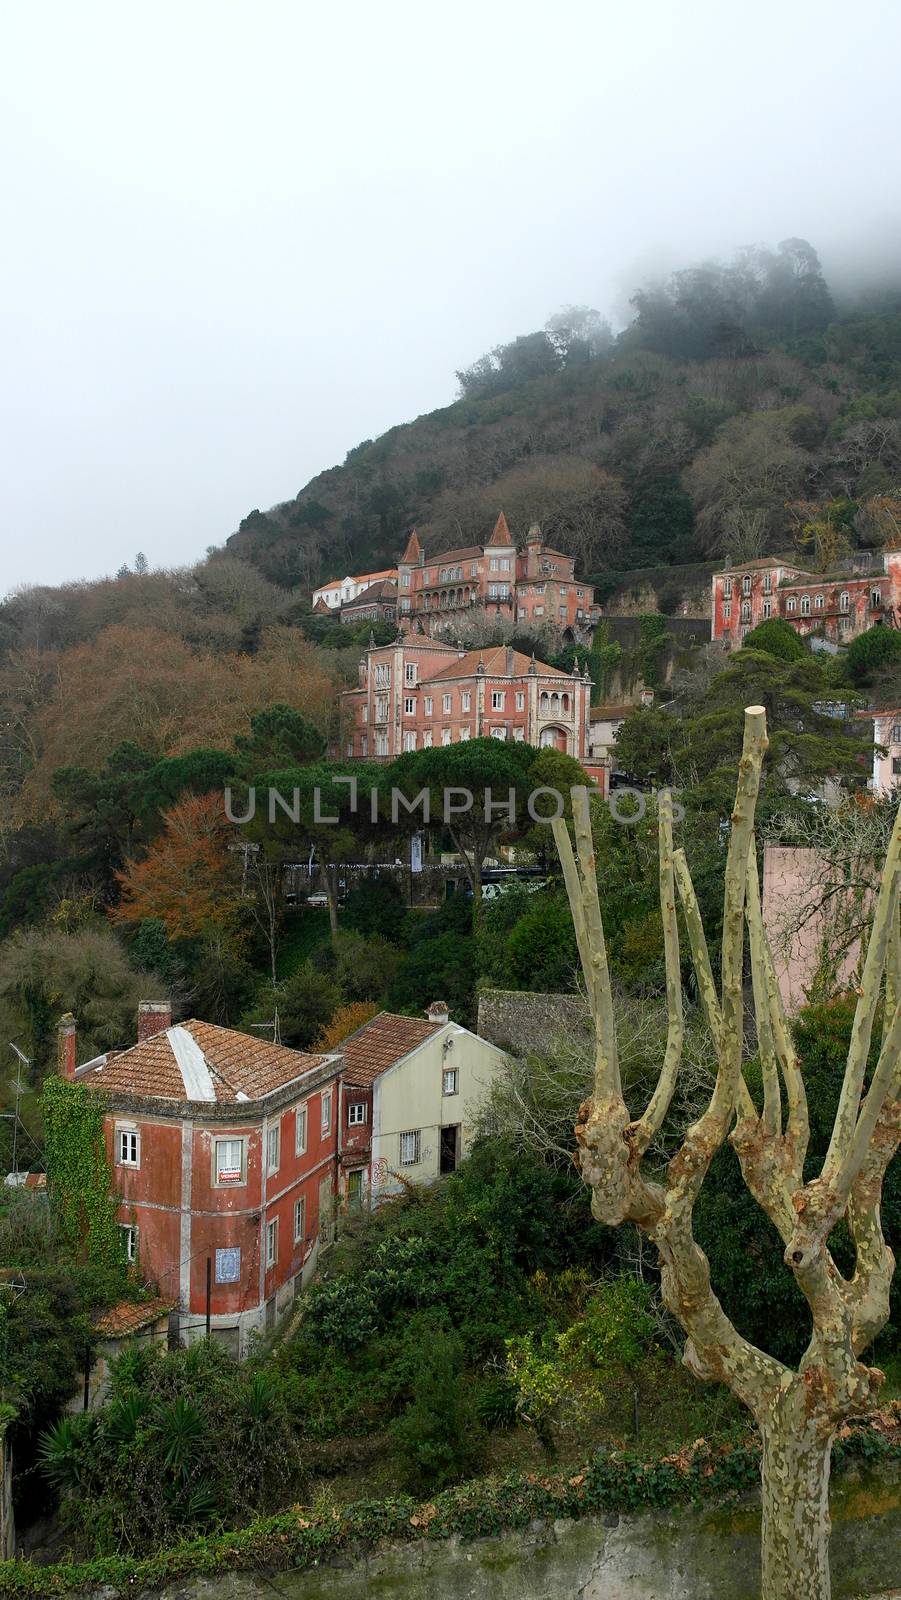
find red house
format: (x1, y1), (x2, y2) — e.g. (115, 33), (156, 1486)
(62, 1004), (342, 1357)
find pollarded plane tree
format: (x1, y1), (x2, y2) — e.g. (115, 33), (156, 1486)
(551, 706), (900, 1600)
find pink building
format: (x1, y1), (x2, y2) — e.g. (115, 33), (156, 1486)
(762, 845), (865, 1013)
(857, 707), (901, 796)
(340, 638), (592, 760)
(396, 514), (599, 636)
(711, 553), (901, 650)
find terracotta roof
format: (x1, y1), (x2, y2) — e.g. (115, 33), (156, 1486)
(486, 511), (514, 548)
(426, 545), (483, 565)
(343, 579), (397, 607)
(76, 1020), (331, 1105)
(421, 646), (570, 683)
(94, 1297), (173, 1338)
(340, 1012), (441, 1087)
(400, 530), (422, 564)
(357, 568), (397, 584)
(713, 557), (801, 574)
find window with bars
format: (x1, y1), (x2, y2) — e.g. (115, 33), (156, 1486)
(399, 1130), (421, 1165)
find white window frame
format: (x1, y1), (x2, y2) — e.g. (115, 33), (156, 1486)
(399, 1129), (421, 1166)
(119, 1223), (138, 1263)
(405, 662), (417, 685)
(516, 692), (524, 710)
(814, 593), (824, 610)
(872, 590), (882, 609)
(800, 595), (811, 616)
(404, 696), (416, 715)
(266, 1217), (278, 1268)
(840, 591), (850, 612)
(294, 1195), (306, 1244)
(723, 602), (731, 622)
(321, 1090), (332, 1135)
(295, 1102), (308, 1155)
(442, 728), (452, 745)
(424, 695), (432, 715)
(266, 1122), (280, 1176)
(403, 731), (417, 751)
(491, 691), (505, 710)
(117, 1127), (140, 1167)
(348, 1101), (367, 1126)
(442, 1067), (458, 1096)
(442, 692), (452, 714)
(762, 600), (771, 620)
(742, 574), (752, 595)
(787, 596), (797, 614)
(214, 1136), (247, 1187)
(461, 691), (471, 712)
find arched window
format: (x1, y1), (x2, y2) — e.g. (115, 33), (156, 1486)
(840, 591), (850, 612)
(800, 595), (811, 616)
(539, 691), (549, 714)
(787, 596), (797, 614)
(740, 600), (751, 623)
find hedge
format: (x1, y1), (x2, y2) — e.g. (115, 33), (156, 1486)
(2, 1414), (898, 1598)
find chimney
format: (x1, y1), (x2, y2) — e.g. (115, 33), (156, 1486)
(527, 523), (542, 547)
(138, 1001), (172, 1042)
(505, 645), (514, 675)
(427, 1001), (449, 1025)
(58, 1013), (77, 1081)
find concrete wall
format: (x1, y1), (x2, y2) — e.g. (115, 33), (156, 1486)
(110, 1460), (900, 1600)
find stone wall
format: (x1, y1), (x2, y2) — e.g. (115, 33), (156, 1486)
(114, 1461), (900, 1600)
(477, 988), (590, 1056)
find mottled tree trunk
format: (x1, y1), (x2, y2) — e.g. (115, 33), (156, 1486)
(760, 1411), (833, 1600)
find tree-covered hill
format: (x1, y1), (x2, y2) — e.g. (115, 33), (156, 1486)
(225, 240), (901, 590)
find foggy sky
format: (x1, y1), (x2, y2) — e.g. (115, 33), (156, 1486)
(2, 0), (900, 592)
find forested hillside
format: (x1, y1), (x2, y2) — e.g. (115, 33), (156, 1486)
(226, 240), (901, 588)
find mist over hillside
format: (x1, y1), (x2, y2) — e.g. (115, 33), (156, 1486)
(225, 239), (901, 592)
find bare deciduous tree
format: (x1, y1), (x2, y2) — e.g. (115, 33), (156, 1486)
(551, 707), (900, 1599)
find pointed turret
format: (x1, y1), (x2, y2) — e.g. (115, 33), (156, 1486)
(486, 511), (514, 549)
(400, 528), (422, 565)
(526, 522), (542, 547)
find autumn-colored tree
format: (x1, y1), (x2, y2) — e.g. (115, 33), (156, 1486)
(314, 1001), (379, 1051)
(11, 623), (336, 820)
(112, 793), (242, 940)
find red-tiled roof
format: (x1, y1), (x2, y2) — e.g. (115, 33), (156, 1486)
(426, 545), (483, 565)
(421, 646), (570, 683)
(340, 1012), (441, 1087)
(400, 530), (422, 564)
(94, 1297), (173, 1338)
(76, 1020), (331, 1105)
(343, 579), (397, 607)
(486, 511), (514, 547)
